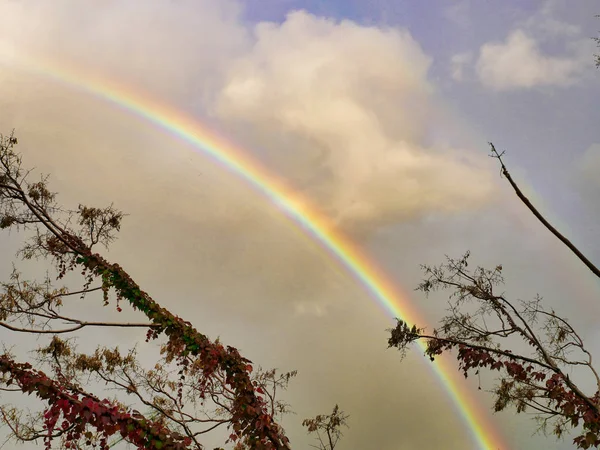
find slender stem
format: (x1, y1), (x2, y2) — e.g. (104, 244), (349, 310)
(489, 143), (600, 280)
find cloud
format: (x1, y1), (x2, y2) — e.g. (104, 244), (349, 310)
(450, 51), (473, 81)
(465, 0), (596, 91)
(0, 1), (493, 320)
(475, 30), (593, 90)
(523, 0), (582, 39)
(576, 143), (600, 188)
(1, 2), (494, 236)
(0, 0), (250, 103)
(212, 11), (493, 234)
(573, 143), (600, 213)
(443, 0), (471, 29)
(0, 2), (595, 449)
(0, 3), (499, 323)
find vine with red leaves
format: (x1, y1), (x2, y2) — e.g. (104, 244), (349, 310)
(0, 355), (192, 450)
(0, 133), (291, 449)
(75, 253), (287, 449)
(430, 340), (600, 448)
(387, 254), (600, 447)
(387, 141), (600, 448)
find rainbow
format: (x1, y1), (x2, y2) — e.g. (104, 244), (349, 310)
(2, 53), (507, 449)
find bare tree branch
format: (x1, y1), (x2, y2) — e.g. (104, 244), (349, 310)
(489, 143), (600, 279)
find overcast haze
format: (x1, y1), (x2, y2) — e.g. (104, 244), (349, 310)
(0, 1), (599, 449)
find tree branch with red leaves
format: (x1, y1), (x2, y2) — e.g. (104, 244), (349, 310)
(0, 133), (293, 449)
(0, 352), (193, 449)
(388, 142), (600, 448)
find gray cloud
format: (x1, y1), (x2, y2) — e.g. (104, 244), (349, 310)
(0, 2), (498, 448)
(576, 143), (600, 189)
(2, 1), (594, 449)
(1, 4), (496, 304)
(571, 143), (600, 223)
(523, 0), (583, 39)
(0, 0), (249, 103)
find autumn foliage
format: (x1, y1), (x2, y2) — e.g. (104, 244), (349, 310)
(388, 144), (600, 448)
(0, 133), (292, 449)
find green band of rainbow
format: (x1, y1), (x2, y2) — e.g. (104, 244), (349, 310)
(3, 53), (507, 450)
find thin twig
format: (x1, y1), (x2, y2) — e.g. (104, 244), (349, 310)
(0, 321), (159, 334)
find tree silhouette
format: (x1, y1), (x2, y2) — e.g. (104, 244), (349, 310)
(388, 143), (600, 448)
(302, 405), (349, 450)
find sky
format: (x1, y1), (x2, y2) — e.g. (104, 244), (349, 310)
(0, 0), (599, 449)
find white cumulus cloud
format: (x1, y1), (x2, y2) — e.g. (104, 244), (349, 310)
(476, 30), (593, 90)
(213, 11), (493, 233)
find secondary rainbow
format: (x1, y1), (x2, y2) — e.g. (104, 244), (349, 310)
(4, 53), (507, 449)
